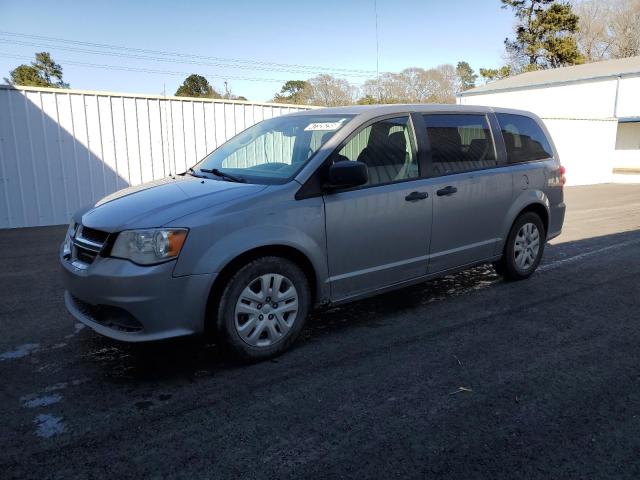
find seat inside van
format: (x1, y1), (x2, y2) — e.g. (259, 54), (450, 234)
(357, 123), (409, 185)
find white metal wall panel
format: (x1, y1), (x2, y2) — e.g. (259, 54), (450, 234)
(616, 76), (640, 118)
(0, 86), (312, 228)
(542, 118), (618, 186)
(459, 78), (619, 118)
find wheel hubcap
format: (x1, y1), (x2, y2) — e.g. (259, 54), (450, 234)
(234, 273), (299, 348)
(514, 222), (540, 271)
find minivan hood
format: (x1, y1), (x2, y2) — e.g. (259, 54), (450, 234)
(79, 176), (267, 232)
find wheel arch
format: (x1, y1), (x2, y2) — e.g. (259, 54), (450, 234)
(516, 202), (549, 235)
(497, 190), (551, 257)
(204, 244), (320, 336)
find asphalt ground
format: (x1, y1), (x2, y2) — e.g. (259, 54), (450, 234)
(1, 183), (639, 479)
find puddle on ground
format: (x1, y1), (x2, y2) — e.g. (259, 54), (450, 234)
(65, 323), (86, 339)
(0, 343), (40, 361)
(21, 393), (63, 408)
(33, 414), (66, 438)
(43, 378), (90, 393)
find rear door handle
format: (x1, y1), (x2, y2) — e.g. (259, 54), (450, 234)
(436, 186), (457, 196)
(405, 191), (428, 202)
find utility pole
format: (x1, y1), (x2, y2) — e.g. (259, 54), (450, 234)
(374, 0), (380, 102)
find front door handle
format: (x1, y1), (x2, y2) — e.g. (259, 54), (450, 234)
(405, 191), (428, 202)
(436, 186), (457, 196)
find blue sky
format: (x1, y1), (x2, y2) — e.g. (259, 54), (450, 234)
(0, 0), (515, 102)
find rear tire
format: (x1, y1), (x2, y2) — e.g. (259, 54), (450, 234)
(494, 212), (545, 281)
(216, 256), (310, 362)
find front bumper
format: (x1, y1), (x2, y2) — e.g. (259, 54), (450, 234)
(60, 248), (216, 342)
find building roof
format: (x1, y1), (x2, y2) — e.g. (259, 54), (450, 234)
(460, 56), (640, 96)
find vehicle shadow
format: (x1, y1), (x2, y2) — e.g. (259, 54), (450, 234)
(76, 228), (640, 384)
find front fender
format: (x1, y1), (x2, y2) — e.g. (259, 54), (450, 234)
(172, 197), (328, 298)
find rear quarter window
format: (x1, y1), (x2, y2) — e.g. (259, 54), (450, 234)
(496, 113), (553, 163)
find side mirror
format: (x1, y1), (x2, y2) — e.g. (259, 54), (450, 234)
(326, 161), (368, 190)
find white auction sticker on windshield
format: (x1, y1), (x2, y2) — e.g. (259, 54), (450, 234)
(304, 120), (345, 131)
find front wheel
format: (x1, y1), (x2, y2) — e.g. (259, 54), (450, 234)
(216, 256), (310, 361)
(493, 212), (545, 281)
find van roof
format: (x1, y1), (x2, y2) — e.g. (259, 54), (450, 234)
(289, 104), (538, 120)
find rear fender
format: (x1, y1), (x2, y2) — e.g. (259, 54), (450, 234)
(496, 189), (550, 255)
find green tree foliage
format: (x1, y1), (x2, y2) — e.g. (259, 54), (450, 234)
(479, 66), (513, 82)
(356, 95), (378, 105)
(273, 80), (312, 104)
(502, 0), (583, 69)
(479, 1), (583, 84)
(9, 52), (68, 88)
(175, 74), (222, 98)
(456, 61), (478, 91)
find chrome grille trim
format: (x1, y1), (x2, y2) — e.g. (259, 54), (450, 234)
(72, 236), (103, 252)
(67, 224), (109, 266)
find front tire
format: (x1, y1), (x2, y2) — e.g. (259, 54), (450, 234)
(494, 212), (545, 281)
(216, 256), (310, 362)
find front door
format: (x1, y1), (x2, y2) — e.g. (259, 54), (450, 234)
(323, 116), (432, 300)
(420, 113), (513, 273)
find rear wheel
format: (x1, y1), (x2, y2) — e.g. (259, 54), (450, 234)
(216, 256), (310, 361)
(493, 212), (545, 281)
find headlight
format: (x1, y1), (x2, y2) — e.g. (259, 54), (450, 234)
(111, 229), (188, 265)
(63, 221), (77, 256)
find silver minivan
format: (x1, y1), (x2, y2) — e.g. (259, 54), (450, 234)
(61, 104), (566, 360)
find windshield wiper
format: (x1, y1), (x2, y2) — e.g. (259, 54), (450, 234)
(186, 167), (204, 178)
(199, 168), (246, 183)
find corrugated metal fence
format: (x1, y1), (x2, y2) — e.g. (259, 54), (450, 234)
(0, 85), (312, 229)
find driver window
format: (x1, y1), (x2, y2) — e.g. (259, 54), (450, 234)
(337, 116), (418, 186)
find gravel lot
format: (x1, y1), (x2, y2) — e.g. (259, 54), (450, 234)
(1, 183), (640, 479)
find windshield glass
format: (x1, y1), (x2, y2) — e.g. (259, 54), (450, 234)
(193, 114), (354, 184)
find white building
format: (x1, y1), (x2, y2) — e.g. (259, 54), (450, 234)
(458, 56), (640, 186)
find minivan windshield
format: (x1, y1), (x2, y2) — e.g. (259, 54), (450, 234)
(192, 114), (354, 184)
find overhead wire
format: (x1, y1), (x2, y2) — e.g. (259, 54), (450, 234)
(0, 52), (290, 83)
(0, 38), (372, 78)
(0, 30), (378, 77)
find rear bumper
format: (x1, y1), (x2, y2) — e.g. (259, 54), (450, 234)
(547, 201), (566, 240)
(60, 248), (215, 342)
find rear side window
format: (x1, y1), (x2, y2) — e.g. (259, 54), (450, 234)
(423, 114), (497, 176)
(496, 113), (553, 163)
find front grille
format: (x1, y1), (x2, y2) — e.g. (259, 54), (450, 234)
(69, 225), (109, 266)
(79, 226), (109, 244)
